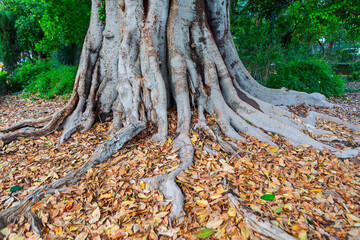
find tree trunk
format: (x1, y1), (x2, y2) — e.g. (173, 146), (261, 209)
(0, 0), (359, 234)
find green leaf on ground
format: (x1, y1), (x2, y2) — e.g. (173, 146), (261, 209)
(260, 194), (275, 201)
(274, 207), (283, 213)
(196, 228), (215, 239)
(10, 185), (22, 192)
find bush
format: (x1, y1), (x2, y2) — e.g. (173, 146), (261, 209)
(267, 58), (344, 97)
(351, 61), (360, 81)
(8, 60), (52, 92)
(8, 59), (76, 98)
(25, 64), (76, 98)
(0, 71), (8, 96)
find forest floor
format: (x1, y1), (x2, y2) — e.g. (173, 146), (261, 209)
(0, 83), (359, 240)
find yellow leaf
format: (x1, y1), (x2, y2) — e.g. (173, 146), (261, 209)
(284, 204), (293, 211)
(122, 200), (135, 206)
(310, 189), (322, 192)
(298, 231), (307, 240)
(55, 227), (62, 234)
(69, 225), (82, 232)
(228, 207), (237, 217)
(241, 227), (250, 239)
(269, 146), (279, 153)
(196, 199), (209, 207)
(99, 193), (113, 200)
(214, 228), (226, 239)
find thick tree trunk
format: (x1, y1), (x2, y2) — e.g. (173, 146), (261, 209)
(0, 0), (359, 236)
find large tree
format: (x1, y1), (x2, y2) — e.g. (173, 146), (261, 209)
(0, 0), (359, 235)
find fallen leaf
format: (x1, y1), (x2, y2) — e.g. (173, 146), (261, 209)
(228, 207), (237, 217)
(196, 199), (209, 207)
(206, 218), (223, 229)
(10, 185), (22, 192)
(155, 211), (169, 218)
(260, 194), (275, 201)
(241, 227), (250, 238)
(274, 207), (283, 213)
(196, 228), (215, 239)
(89, 207), (101, 224)
(75, 232), (88, 240)
(298, 230), (307, 240)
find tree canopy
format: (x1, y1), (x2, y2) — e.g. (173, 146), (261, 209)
(0, 0), (90, 57)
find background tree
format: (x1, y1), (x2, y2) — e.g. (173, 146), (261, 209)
(0, 11), (21, 71)
(0, 0), (359, 236)
(231, 0), (360, 86)
(0, 0), (90, 59)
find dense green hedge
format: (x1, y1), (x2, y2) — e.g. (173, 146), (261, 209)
(268, 58), (344, 97)
(8, 59), (76, 98)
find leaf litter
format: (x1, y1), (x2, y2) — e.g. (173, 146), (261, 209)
(0, 94), (359, 239)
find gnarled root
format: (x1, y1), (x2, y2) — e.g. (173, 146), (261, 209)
(143, 133), (194, 221)
(225, 191), (297, 240)
(0, 122), (146, 232)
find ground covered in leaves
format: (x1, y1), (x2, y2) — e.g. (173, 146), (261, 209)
(0, 90), (359, 240)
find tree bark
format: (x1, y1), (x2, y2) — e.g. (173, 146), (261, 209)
(0, 0), (359, 235)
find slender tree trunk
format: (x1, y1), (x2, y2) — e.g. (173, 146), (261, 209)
(0, 0), (359, 235)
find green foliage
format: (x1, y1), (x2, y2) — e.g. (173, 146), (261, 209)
(230, 2), (282, 84)
(25, 64), (76, 98)
(8, 59), (76, 98)
(0, 71), (8, 95)
(8, 59), (51, 92)
(0, 0), (90, 56)
(37, 0), (91, 54)
(0, 11), (21, 71)
(52, 44), (82, 66)
(0, 0), (44, 56)
(267, 58), (344, 97)
(98, 0), (106, 24)
(351, 61), (360, 81)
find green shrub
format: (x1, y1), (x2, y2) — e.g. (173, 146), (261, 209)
(25, 64), (76, 98)
(8, 59), (76, 98)
(267, 58), (344, 97)
(0, 71), (8, 96)
(8, 60), (52, 92)
(351, 61), (360, 81)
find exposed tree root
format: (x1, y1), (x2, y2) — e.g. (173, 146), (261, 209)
(0, 122), (145, 233)
(143, 133), (194, 221)
(0, 116), (51, 133)
(225, 191), (297, 240)
(205, 0), (334, 108)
